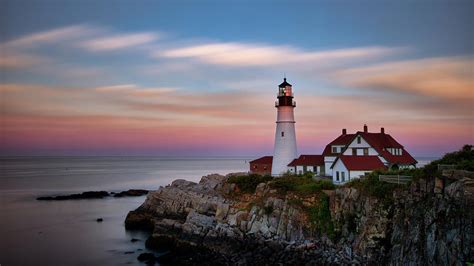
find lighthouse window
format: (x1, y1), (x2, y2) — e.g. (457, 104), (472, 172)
(281, 131), (284, 137)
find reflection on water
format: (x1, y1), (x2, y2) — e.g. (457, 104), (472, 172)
(0, 156), (250, 265)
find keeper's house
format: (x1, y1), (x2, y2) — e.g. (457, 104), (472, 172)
(327, 125), (417, 184)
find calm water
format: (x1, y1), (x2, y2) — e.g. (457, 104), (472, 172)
(0, 156), (250, 266)
(0, 156), (435, 265)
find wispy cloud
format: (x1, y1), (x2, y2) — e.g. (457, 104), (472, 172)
(95, 84), (177, 97)
(0, 53), (49, 68)
(155, 42), (402, 67)
(3, 25), (99, 48)
(334, 56), (474, 102)
(81, 32), (159, 51)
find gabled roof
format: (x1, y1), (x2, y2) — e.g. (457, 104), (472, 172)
(322, 134), (355, 156)
(288, 155), (324, 167)
(249, 156), (273, 164)
(346, 132), (417, 165)
(332, 155), (387, 171)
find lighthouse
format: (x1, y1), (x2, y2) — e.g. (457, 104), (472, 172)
(271, 78), (298, 176)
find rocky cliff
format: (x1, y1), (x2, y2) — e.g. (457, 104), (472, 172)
(125, 171), (473, 265)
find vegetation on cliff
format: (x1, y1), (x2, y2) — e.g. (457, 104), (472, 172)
(227, 174), (273, 193)
(269, 176), (334, 195)
(424, 144), (474, 174)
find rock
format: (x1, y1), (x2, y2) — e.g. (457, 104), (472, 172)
(124, 210), (155, 231)
(137, 252), (156, 264)
(146, 234), (175, 251)
(124, 251), (134, 254)
(37, 191), (109, 200)
(199, 174), (227, 190)
(96, 218), (103, 222)
(125, 171), (474, 265)
(113, 189), (149, 197)
(130, 238), (140, 242)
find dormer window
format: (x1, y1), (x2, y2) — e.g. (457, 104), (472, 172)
(357, 136), (361, 144)
(363, 148), (369, 155)
(332, 146), (337, 153)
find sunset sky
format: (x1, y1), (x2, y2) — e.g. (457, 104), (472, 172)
(1, 0), (473, 157)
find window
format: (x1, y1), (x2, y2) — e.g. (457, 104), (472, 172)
(357, 136), (361, 144)
(363, 148), (369, 155)
(341, 172), (345, 182)
(352, 148), (357, 155)
(336, 171), (340, 181)
(281, 131), (284, 137)
(253, 165), (257, 169)
(263, 166), (267, 170)
(332, 146), (337, 153)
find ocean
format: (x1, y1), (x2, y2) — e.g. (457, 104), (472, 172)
(0, 156), (436, 265)
(0, 156), (250, 266)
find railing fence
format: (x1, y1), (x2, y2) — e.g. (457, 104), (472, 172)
(438, 164), (456, 171)
(379, 175), (412, 185)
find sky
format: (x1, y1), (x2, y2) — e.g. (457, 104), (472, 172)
(0, 0), (473, 157)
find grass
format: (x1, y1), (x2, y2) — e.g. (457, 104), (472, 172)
(227, 174), (273, 193)
(345, 171), (400, 200)
(269, 175), (335, 195)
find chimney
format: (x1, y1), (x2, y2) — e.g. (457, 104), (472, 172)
(381, 127), (385, 134)
(342, 128), (347, 135)
(363, 124), (368, 133)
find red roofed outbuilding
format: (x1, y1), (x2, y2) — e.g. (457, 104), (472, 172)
(287, 155), (325, 175)
(249, 156), (273, 175)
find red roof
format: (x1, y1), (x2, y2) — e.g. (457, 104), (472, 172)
(322, 133), (355, 156)
(288, 155), (324, 166)
(334, 155), (387, 171)
(352, 132), (417, 165)
(322, 129), (417, 166)
(249, 156), (273, 164)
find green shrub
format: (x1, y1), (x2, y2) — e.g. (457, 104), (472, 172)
(346, 170), (399, 201)
(227, 174), (273, 193)
(424, 145), (474, 176)
(270, 176), (335, 195)
(306, 194), (335, 239)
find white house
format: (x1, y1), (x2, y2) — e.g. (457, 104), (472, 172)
(287, 155), (325, 175)
(331, 155), (386, 184)
(327, 125), (418, 184)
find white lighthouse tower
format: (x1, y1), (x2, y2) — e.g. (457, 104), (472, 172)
(271, 78), (298, 176)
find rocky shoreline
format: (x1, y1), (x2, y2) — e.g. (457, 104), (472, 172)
(125, 171), (474, 265)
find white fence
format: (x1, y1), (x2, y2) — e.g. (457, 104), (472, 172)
(379, 175), (412, 185)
